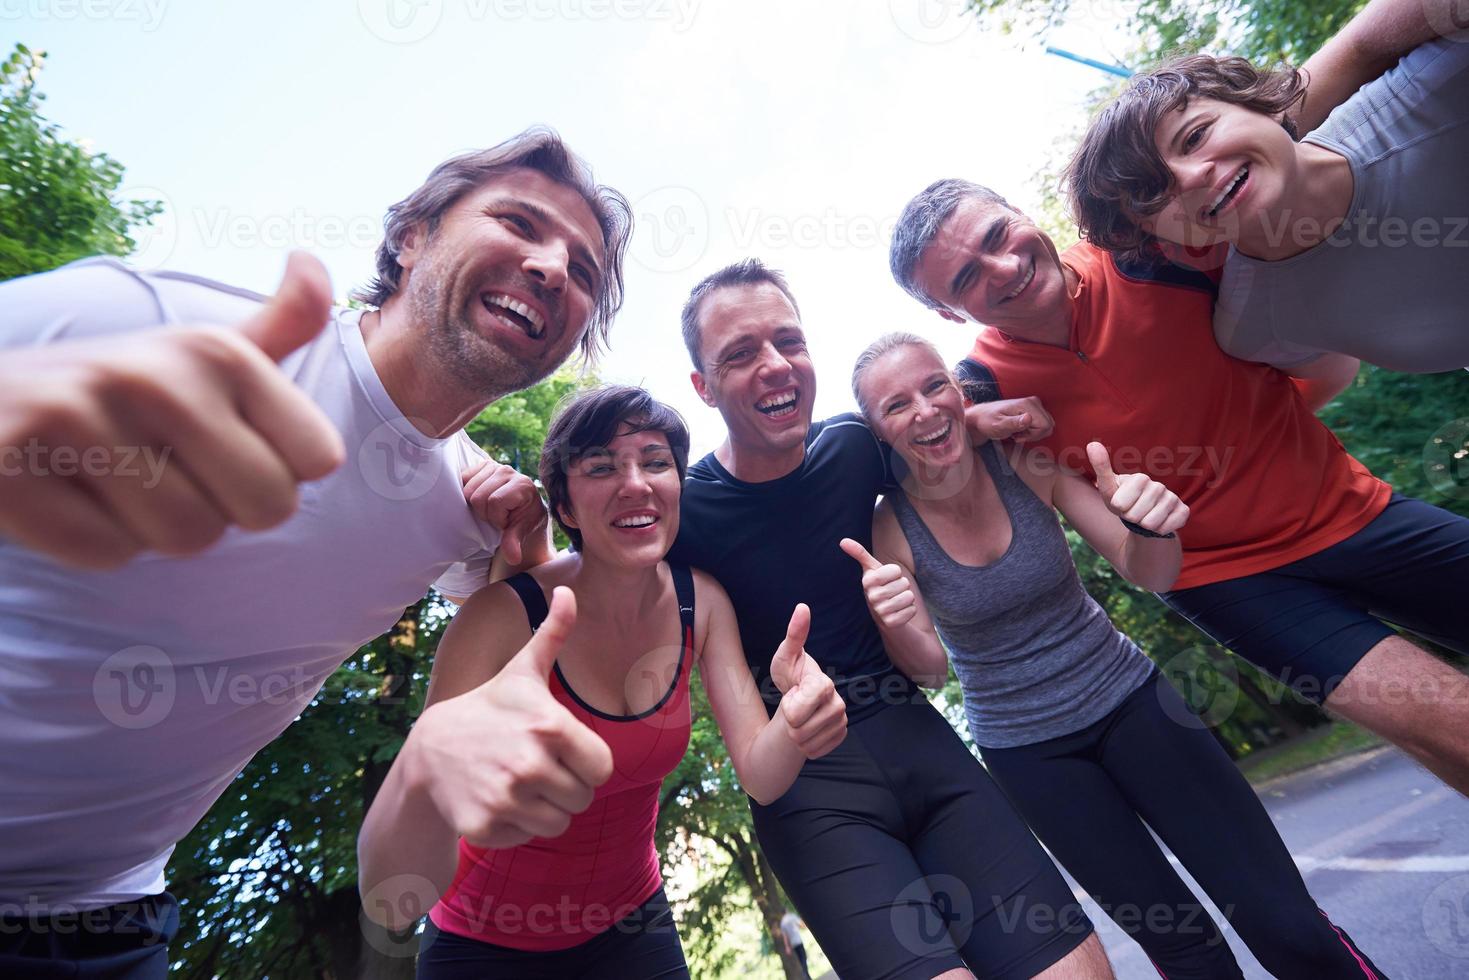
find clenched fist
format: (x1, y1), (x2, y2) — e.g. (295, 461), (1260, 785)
(1087, 442), (1189, 536)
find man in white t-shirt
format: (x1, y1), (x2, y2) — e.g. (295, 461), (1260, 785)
(0, 129), (626, 975)
(780, 910), (812, 979)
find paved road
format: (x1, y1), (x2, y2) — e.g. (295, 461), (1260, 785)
(1085, 746), (1469, 978)
(816, 747), (1469, 979)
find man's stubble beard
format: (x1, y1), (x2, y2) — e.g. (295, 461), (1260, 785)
(407, 257), (547, 405)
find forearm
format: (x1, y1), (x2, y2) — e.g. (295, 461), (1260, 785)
(1116, 530), (1183, 592)
(1298, 0), (1446, 131)
(357, 745), (460, 930)
(732, 716), (811, 806)
(878, 618), (949, 689)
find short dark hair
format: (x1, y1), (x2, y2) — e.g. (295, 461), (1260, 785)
(351, 127), (633, 363)
(679, 258), (801, 371)
(1067, 54), (1304, 266)
(890, 179), (1012, 308)
(539, 385), (690, 551)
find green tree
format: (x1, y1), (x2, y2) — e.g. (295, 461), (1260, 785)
(0, 44), (161, 280)
(168, 366), (597, 979)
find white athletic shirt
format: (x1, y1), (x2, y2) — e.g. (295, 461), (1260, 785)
(0, 258), (501, 912)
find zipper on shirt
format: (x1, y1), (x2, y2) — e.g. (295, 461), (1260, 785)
(1073, 347), (1136, 411)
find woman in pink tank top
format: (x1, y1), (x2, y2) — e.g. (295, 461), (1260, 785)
(359, 386), (848, 979)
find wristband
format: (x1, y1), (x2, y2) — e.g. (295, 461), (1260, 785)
(1122, 519), (1175, 539)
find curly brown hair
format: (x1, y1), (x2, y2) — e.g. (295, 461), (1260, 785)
(1066, 54), (1305, 265)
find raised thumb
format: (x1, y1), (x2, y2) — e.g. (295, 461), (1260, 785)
(507, 586), (576, 681)
(1087, 441), (1118, 495)
(839, 538), (882, 573)
(240, 251), (333, 362)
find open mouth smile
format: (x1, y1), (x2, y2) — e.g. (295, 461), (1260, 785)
(1203, 164), (1250, 221)
(913, 420), (953, 447)
(756, 389), (799, 419)
(481, 291), (547, 340)
(998, 259), (1035, 304)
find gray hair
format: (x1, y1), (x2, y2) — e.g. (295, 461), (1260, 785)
(351, 127), (632, 363)
(851, 331), (945, 421)
(679, 258), (802, 372)
(889, 179), (1012, 308)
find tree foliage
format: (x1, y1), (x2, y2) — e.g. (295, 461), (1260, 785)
(0, 44), (160, 280)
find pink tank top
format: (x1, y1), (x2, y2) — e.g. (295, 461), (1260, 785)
(428, 566), (695, 951)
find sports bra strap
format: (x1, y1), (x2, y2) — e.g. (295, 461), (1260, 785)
(504, 572), (549, 631)
(503, 567), (695, 644)
(669, 563), (696, 646)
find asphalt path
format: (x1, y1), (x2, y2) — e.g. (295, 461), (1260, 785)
(1083, 746), (1469, 979)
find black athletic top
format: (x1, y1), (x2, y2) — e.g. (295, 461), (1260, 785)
(669, 414), (905, 715)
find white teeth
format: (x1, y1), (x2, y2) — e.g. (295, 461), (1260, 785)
(483, 293), (546, 337)
(1002, 262), (1034, 302)
(613, 515), (657, 528)
(757, 391), (797, 411)
(914, 421), (952, 446)
(1208, 166), (1248, 216)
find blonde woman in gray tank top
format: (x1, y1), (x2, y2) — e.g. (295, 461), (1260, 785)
(843, 333), (1387, 980)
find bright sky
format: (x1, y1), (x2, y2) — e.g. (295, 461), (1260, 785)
(11, 0), (1131, 456)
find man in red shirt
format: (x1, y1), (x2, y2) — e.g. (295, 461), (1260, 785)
(886, 180), (1469, 795)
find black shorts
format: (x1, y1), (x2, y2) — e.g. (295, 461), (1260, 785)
(750, 694), (1093, 980)
(416, 886), (688, 980)
(1161, 494), (1469, 704)
(0, 892), (178, 979)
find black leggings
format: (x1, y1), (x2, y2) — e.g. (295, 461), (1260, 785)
(416, 887), (688, 980)
(982, 674), (1386, 980)
(751, 695), (1093, 980)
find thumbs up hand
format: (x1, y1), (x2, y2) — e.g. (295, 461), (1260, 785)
(0, 251), (345, 569)
(840, 538), (918, 629)
(409, 587), (615, 850)
(769, 604), (847, 759)
(1087, 442), (1189, 536)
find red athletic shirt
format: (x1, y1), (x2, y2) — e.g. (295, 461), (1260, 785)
(965, 242), (1389, 591)
(428, 571), (694, 950)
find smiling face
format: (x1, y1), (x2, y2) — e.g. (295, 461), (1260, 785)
(561, 425), (682, 568)
(858, 343), (970, 476)
(690, 282), (815, 461)
(911, 196), (1070, 338)
(396, 167), (606, 398)
(1139, 97), (1300, 249)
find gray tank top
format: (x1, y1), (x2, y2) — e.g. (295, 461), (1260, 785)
(889, 440), (1155, 748)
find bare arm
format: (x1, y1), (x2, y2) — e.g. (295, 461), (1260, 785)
(1014, 443), (1187, 593)
(1298, 0), (1459, 131)
(695, 571), (846, 805)
(358, 584), (612, 930)
(841, 504), (950, 689)
(1287, 353), (1360, 412)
